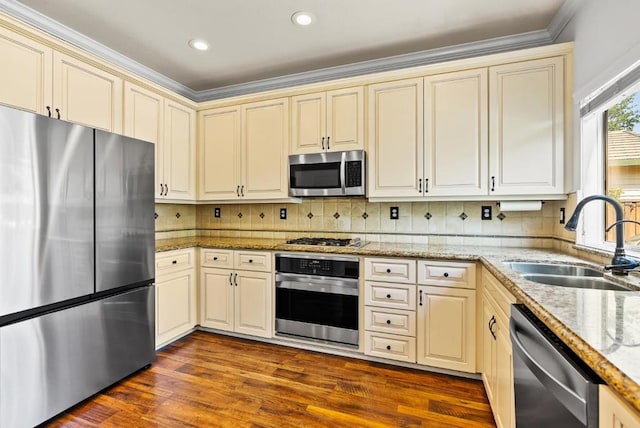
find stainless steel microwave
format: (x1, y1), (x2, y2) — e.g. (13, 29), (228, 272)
(289, 150), (365, 197)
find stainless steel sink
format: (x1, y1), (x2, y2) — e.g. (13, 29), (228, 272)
(504, 262), (634, 292)
(504, 262), (603, 277)
(520, 273), (630, 291)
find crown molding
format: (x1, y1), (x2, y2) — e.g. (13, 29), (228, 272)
(0, 0), (198, 99)
(0, 0), (581, 103)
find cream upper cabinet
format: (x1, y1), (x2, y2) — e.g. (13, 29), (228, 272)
(0, 25), (52, 115)
(290, 87), (364, 154)
(198, 106), (241, 200)
(489, 56), (564, 195)
(241, 98), (289, 199)
(52, 51), (122, 133)
(599, 385), (640, 428)
(198, 98), (289, 201)
(123, 82), (164, 198)
(424, 69), (488, 196)
(125, 83), (195, 201)
(368, 78), (424, 197)
(163, 99), (196, 200)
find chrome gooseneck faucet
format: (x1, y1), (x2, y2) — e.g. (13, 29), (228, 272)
(564, 194), (640, 275)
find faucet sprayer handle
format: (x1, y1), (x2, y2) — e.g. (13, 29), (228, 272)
(605, 219), (640, 232)
(604, 256), (640, 273)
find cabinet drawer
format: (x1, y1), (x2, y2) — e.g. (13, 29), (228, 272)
(364, 331), (416, 363)
(417, 260), (475, 289)
(201, 249), (234, 268)
(482, 269), (516, 320)
(365, 306), (416, 336)
(156, 248), (195, 275)
(365, 258), (416, 283)
(234, 250), (271, 272)
(365, 281), (416, 310)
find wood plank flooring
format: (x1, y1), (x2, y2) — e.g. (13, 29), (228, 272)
(45, 331), (496, 427)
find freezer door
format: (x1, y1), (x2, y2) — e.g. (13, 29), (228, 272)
(0, 105), (94, 317)
(0, 285), (155, 428)
(95, 130), (155, 292)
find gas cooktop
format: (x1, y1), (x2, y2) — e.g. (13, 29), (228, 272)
(285, 237), (367, 248)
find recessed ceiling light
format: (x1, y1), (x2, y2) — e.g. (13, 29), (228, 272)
(291, 11), (315, 26)
(188, 39), (209, 51)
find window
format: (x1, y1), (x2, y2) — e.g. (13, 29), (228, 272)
(579, 72), (640, 255)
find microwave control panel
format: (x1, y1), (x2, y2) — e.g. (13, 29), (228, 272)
(346, 161), (362, 187)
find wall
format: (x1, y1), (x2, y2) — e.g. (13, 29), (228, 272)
(194, 199), (562, 248)
(556, 0), (640, 190)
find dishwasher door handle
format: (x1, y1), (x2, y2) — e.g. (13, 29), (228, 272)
(509, 318), (588, 425)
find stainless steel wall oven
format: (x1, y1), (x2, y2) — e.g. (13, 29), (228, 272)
(275, 253), (359, 347)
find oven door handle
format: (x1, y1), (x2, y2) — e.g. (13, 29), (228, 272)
(276, 280), (358, 296)
(340, 150), (347, 195)
(509, 317), (588, 425)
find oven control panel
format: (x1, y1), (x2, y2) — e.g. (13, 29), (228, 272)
(276, 254), (359, 279)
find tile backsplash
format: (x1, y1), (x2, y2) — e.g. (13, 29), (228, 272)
(193, 198), (564, 248)
(155, 203), (196, 239)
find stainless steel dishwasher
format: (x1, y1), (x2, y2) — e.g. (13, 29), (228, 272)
(510, 304), (602, 427)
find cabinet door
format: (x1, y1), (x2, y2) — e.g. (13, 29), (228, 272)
(198, 106), (241, 200)
(326, 87), (364, 152)
(368, 78), (424, 197)
(241, 98), (289, 199)
(489, 57), (564, 195)
(200, 268), (234, 331)
(123, 82), (164, 198)
(52, 51), (122, 133)
(290, 92), (325, 154)
(156, 269), (196, 348)
(424, 69), (488, 196)
(234, 270), (272, 338)
(481, 298), (497, 405)
(0, 26), (52, 115)
(163, 99), (196, 200)
(495, 327), (514, 428)
(416, 285), (476, 373)
(599, 385), (640, 428)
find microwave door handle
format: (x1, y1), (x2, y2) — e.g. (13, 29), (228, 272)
(340, 151), (347, 195)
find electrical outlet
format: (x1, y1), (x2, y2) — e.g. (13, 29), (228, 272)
(559, 208), (566, 224)
(481, 205), (492, 220)
(280, 208), (287, 220)
(390, 206), (399, 220)
(214, 207), (221, 218)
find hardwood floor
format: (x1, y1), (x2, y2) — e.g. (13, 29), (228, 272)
(46, 331), (496, 427)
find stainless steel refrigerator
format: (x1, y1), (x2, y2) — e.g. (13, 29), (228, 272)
(0, 104), (156, 428)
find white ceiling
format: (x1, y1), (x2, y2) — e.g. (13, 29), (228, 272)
(13, 0), (567, 94)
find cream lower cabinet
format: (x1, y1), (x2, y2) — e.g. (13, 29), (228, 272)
(599, 385), (640, 428)
(364, 257), (417, 362)
(124, 83), (196, 201)
(290, 87), (364, 154)
(481, 268), (517, 428)
(198, 98), (288, 201)
(155, 248), (198, 348)
(200, 249), (272, 338)
(416, 261), (476, 372)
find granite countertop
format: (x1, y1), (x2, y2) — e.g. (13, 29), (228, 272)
(156, 236), (640, 412)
